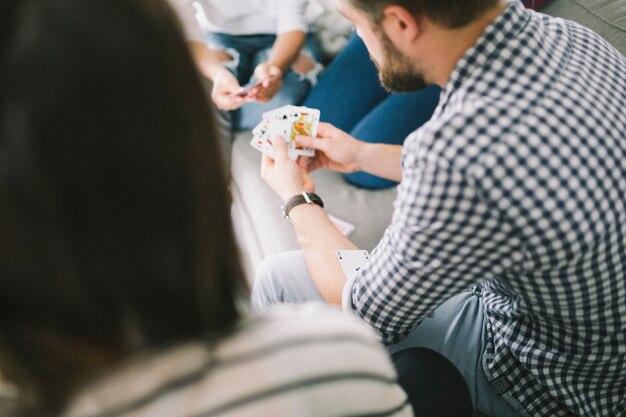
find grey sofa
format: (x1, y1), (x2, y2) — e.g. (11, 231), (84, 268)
(230, 0), (626, 281)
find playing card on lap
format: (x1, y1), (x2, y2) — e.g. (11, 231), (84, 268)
(335, 249), (370, 281)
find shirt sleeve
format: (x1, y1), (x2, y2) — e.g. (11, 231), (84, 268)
(166, 0), (205, 42)
(343, 128), (525, 345)
(275, 0), (309, 34)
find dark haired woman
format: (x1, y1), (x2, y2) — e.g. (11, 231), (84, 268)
(0, 0), (413, 415)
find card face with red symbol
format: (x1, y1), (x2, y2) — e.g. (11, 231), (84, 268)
(250, 105), (320, 160)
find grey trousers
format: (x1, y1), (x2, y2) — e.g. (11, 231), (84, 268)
(252, 251), (527, 417)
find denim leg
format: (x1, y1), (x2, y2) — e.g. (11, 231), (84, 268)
(344, 84), (441, 189)
(251, 250), (324, 312)
(204, 32), (256, 85)
(304, 33), (389, 133)
(302, 33), (443, 189)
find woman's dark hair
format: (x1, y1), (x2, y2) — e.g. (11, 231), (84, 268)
(0, 0), (248, 411)
(347, 0), (500, 28)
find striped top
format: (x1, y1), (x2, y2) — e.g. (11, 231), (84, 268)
(62, 304), (412, 417)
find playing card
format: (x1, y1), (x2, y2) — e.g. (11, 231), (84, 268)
(230, 74), (278, 97)
(250, 119), (277, 158)
(249, 135), (276, 159)
(263, 105), (299, 125)
(335, 249), (370, 281)
(328, 214), (356, 237)
(289, 108), (320, 156)
(250, 105), (320, 160)
(252, 119), (269, 138)
(265, 106), (319, 156)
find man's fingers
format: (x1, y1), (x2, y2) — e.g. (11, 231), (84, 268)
(296, 135), (328, 153)
(260, 153), (274, 176)
(272, 135), (289, 161)
(316, 122), (336, 137)
(261, 153), (274, 167)
(307, 158), (323, 172)
(297, 156), (311, 171)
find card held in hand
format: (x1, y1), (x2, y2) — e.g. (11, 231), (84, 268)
(250, 104), (320, 160)
(335, 249), (370, 281)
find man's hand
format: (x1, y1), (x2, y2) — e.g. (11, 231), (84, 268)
(248, 64), (283, 102)
(296, 122), (365, 174)
(261, 135), (316, 202)
(211, 70), (246, 110)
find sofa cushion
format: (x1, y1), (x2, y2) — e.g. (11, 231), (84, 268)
(542, 0), (626, 55)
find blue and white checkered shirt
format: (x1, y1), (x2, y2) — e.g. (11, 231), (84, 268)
(344, 2), (626, 416)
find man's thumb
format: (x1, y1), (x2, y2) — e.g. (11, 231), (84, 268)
(272, 134), (289, 160)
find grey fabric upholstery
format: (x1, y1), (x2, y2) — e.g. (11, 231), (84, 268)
(542, 0), (626, 55)
(230, 0), (626, 282)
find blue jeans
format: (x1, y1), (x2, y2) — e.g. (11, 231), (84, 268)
(207, 33), (323, 131)
(304, 33), (441, 189)
(251, 251), (527, 417)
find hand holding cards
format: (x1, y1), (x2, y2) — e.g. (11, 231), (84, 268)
(250, 105), (320, 160)
(230, 74), (277, 98)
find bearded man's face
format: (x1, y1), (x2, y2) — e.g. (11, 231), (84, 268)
(373, 29), (428, 93)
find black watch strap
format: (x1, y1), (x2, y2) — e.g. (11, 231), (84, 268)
(281, 192), (324, 221)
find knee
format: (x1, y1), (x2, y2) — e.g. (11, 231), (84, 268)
(282, 51), (324, 96)
(292, 52), (315, 75)
(208, 47), (240, 73)
(251, 253), (295, 311)
(254, 254), (283, 288)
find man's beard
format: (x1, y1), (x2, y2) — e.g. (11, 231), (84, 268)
(373, 31), (427, 93)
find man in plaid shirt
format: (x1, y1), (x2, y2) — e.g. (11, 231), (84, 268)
(254, 0), (626, 415)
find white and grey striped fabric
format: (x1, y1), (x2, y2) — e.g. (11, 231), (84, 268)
(63, 304), (412, 417)
(344, 1), (626, 416)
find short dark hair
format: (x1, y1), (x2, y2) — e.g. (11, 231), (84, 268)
(347, 0), (500, 28)
(0, 0), (247, 412)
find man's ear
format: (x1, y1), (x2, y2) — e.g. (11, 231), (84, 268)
(380, 5), (420, 45)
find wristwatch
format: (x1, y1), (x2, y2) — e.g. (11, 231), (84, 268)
(281, 192), (324, 222)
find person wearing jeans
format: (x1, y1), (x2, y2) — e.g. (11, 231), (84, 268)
(207, 32), (323, 130)
(304, 33), (440, 189)
(168, 0), (324, 131)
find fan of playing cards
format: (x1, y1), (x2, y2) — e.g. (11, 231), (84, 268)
(250, 105), (320, 160)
